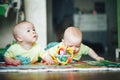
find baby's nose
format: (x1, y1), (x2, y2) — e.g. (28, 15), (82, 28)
(72, 47), (76, 51)
(33, 31), (36, 34)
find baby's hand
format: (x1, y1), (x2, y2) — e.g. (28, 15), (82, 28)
(4, 57), (21, 66)
(12, 59), (21, 66)
(43, 55), (54, 65)
(5, 58), (13, 65)
(96, 56), (104, 61)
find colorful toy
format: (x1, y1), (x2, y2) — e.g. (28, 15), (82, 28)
(52, 46), (74, 65)
(16, 55), (31, 65)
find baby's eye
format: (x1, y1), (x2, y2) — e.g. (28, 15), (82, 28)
(68, 45), (73, 47)
(27, 30), (30, 32)
(33, 29), (35, 31)
(76, 46), (80, 48)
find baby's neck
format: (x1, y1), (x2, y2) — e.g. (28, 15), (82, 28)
(19, 42), (34, 50)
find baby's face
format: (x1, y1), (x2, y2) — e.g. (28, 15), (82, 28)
(18, 23), (38, 43)
(63, 39), (81, 54)
(63, 27), (82, 54)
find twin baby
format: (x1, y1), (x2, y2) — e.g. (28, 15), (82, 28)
(4, 21), (104, 66)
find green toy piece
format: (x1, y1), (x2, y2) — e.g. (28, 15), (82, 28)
(85, 60), (120, 67)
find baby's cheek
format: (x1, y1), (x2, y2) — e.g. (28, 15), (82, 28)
(74, 49), (80, 53)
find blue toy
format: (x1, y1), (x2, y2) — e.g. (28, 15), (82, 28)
(16, 55), (30, 65)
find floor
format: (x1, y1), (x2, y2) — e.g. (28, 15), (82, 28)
(0, 71), (120, 80)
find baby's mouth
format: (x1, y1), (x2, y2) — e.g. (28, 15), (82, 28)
(33, 34), (37, 38)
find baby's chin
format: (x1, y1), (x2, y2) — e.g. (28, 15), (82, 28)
(32, 39), (37, 43)
(74, 51), (79, 54)
(33, 36), (38, 41)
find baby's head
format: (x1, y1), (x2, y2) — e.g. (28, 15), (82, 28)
(62, 26), (82, 53)
(13, 21), (38, 44)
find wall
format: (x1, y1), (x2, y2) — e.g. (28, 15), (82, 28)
(74, 0), (117, 54)
(106, 0), (117, 53)
(117, 0), (120, 48)
(74, 0), (108, 54)
(47, 0), (57, 43)
(24, 0), (47, 48)
(74, 0), (106, 12)
(0, 10), (16, 48)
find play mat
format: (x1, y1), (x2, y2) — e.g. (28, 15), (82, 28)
(0, 60), (120, 72)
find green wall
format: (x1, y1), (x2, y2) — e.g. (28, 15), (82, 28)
(117, 0), (120, 48)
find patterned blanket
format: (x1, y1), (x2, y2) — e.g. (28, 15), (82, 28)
(0, 60), (120, 72)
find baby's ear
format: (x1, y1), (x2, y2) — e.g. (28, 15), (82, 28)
(16, 35), (23, 42)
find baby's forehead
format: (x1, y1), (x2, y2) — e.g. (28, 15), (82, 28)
(68, 36), (81, 42)
(13, 22), (34, 34)
(17, 22), (34, 29)
(66, 39), (81, 47)
(64, 34), (81, 43)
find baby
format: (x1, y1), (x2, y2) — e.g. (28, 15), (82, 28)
(4, 21), (54, 66)
(47, 26), (104, 63)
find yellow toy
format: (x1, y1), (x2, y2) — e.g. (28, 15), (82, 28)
(52, 46), (74, 65)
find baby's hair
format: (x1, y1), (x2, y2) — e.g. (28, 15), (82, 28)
(63, 26), (82, 43)
(64, 26), (82, 38)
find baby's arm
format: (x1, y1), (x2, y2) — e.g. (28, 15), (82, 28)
(4, 57), (21, 66)
(42, 51), (54, 65)
(88, 47), (104, 61)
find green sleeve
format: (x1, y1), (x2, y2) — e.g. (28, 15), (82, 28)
(80, 43), (89, 55)
(73, 43), (89, 61)
(4, 45), (16, 59)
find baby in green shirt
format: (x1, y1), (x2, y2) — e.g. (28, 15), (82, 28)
(4, 21), (54, 66)
(47, 26), (104, 64)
